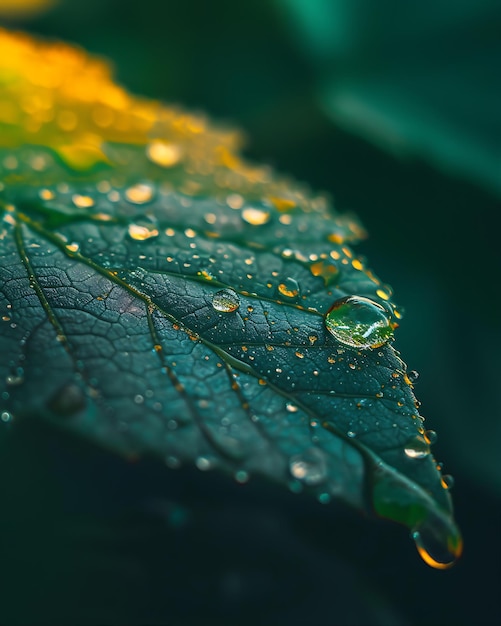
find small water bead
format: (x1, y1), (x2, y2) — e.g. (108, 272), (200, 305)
(241, 206), (270, 226)
(324, 295), (395, 349)
(404, 435), (430, 459)
(441, 474), (455, 490)
(289, 447), (327, 486)
(407, 370), (420, 383)
(277, 277), (300, 299)
(212, 289), (240, 313)
(128, 220), (159, 241)
(424, 429), (438, 445)
(286, 402), (298, 413)
(1, 411), (13, 423)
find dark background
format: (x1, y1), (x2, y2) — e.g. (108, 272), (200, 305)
(1, 1), (500, 624)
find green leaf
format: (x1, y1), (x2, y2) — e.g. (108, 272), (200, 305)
(0, 28), (461, 568)
(278, 0), (501, 196)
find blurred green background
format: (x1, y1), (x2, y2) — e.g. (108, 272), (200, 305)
(1, 1), (500, 624)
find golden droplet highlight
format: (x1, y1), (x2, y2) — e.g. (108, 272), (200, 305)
(39, 188), (55, 200)
(72, 194), (95, 208)
(125, 183), (154, 204)
(310, 261), (338, 286)
(146, 140), (182, 167)
(242, 207), (270, 226)
(268, 196), (296, 212)
(128, 223), (159, 241)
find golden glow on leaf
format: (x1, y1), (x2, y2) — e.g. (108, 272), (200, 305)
(0, 0), (56, 17)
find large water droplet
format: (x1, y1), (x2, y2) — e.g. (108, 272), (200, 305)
(324, 295), (394, 349)
(412, 529), (462, 570)
(404, 435), (431, 459)
(128, 220), (159, 241)
(278, 277), (300, 299)
(146, 141), (182, 168)
(289, 447), (327, 486)
(212, 289), (240, 313)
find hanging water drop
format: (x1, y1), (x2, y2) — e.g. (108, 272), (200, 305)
(404, 435), (430, 459)
(441, 474), (455, 490)
(277, 277), (300, 299)
(412, 528), (462, 570)
(324, 295), (395, 349)
(289, 447), (327, 486)
(212, 288), (240, 313)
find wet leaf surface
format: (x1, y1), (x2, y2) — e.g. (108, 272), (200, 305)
(0, 28), (461, 566)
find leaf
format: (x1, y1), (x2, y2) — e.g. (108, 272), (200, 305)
(277, 0), (501, 196)
(0, 28), (461, 567)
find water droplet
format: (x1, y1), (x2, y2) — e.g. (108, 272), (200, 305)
(72, 194), (95, 208)
(404, 435), (430, 459)
(324, 295), (395, 349)
(241, 207), (270, 226)
(347, 430), (356, 438)
(212, 289), (240, 313)
(286, 402), (298, 413)
(277, 277), (300, 299)
(424, 429), (438, 445)
(412, 529), (462, 570)
(196, 456), (213, 471)
(408, 370), (420, 382)
(441, 474), (455, 490)
(6, 373), (24, 386)
(1, 411), (13, 423)
(47, 382), (86, 417)
(146, 141), (182, 167)
(65, 242), (79, 253)
(125, 183), (154, 204)
(235, 470), (249, 483)
(128, 220), (159, 241)
(318, 492), (331, 504)
(289, 447), (327, 486)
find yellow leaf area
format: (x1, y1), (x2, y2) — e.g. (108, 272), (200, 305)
(0, 0), (55, 17)
(0, 28), (364, 242)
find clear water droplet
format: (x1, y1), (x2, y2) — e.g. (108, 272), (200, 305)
(1, 411), (13, 423)
(424, 429), (438, 445)
(128, 220), (159, 241)
(408, 370), (420, 382)
(289, 447), (327, 486)
(196, 456), (213, 471)
(404, 435), (430, 459)
(412, 529), (462, 570)
(324, 295), (394, 349)
(277, 277), (300, 298)
(212, 289), (240, 313)
(286, 402), (298, 413)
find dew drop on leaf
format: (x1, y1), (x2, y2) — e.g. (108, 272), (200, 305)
(412, 529), (462, 570)
(289, 446), (328, 486)
(211, 288), (240, 313)
(146, 141), (182, 168)
(277, 277), (300, 298)
(424, 429), (438, 445)
(324, 295), (394, 349)
(441, 474), (455, 490)
(125, 183), (154, 204)
(1, 411), (13, 423)
(128, 220), (159, 241)
(408, 369), (420, 382)
(241, 206), (270, 225)
(404, 435), (431, 459)
(72, 194), (95, 208)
